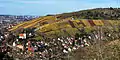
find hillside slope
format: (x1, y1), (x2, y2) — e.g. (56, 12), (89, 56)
(57, 8), (120, 20)
(9, 16), (57, 31)
(9, 8), (120, 35)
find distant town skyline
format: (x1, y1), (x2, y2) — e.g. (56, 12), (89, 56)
(0, 0), (119, 16)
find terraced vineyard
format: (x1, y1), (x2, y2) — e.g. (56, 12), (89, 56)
(9, 8), (120, 37)
(9, 14), (120, 37)
(9, 16), (56, 31)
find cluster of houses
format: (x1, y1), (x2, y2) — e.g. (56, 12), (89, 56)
(2, 26), (119, 60)
(0, 22), (120, 60)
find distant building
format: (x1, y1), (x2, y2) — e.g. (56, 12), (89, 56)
(0, 15), (40, 24)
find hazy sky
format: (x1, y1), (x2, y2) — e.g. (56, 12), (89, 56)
(0, 0), (119, 16)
